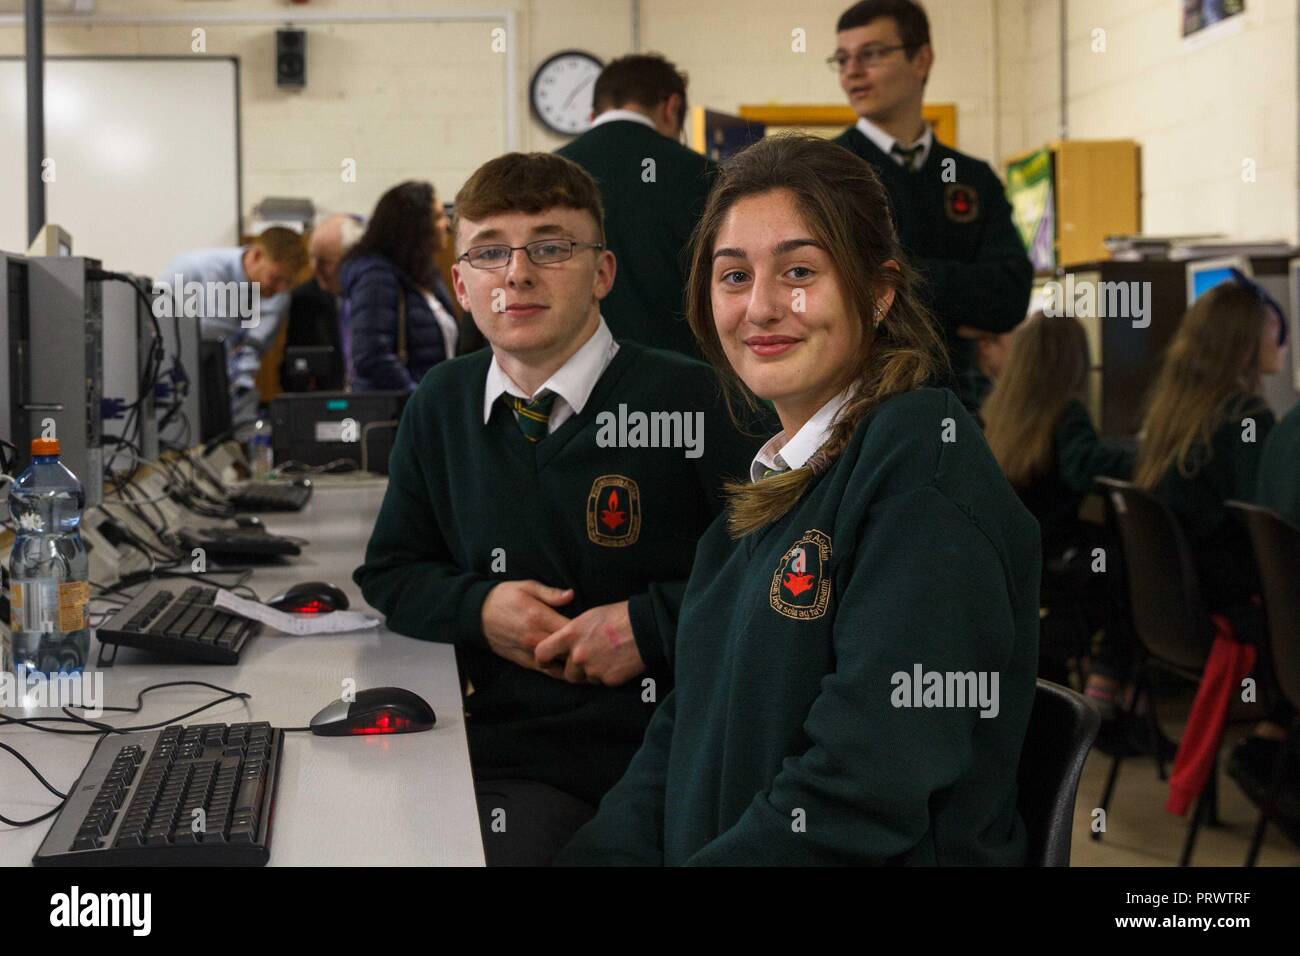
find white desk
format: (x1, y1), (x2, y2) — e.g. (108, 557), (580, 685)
(0, 479), (485, 866)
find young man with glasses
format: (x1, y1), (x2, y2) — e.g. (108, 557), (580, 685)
(353, 152), (763, 866)
(830, 0), (1032, 410)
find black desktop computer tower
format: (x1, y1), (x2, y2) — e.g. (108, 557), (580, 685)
(269, 391), (409, 475)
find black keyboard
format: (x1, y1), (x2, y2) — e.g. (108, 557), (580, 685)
(229, 481), (312, 512)
(33, 722), (284, 866)
(178, 526), (303, 558)
(97, 581), (255, 664)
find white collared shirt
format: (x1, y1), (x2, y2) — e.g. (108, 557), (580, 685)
(423, 290), (460, 362)
(855, 115), (933, 170)
(483, 317), (619, 434)
(589, 108), (659, 132)
(750, 388), (854, 482)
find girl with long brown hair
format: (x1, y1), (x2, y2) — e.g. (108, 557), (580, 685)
(982, 312), (1132, 707)
(559, 134), (1041, 865)
(1133, 278), (1291, 765)
(1136, 279), (1285, 622)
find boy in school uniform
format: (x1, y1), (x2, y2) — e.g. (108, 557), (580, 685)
(353, 152), (762, 866)
(557, 54), (718, 359)
(829, 0), (1032, 409)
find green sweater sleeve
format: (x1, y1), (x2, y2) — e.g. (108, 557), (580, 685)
(914, 166), (1033, 336)
(684, 485), (1028, 865)
(625, 368), (769, 668)
(554, 688), (677, 865)
(1054, 400), (1134, 494)
(352, 393), (494, 651)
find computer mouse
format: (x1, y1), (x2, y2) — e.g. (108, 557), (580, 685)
(266, 580), (350, 614)
(309, 687), (436, 736)
(235, 515), (262, 528)
(293, 477), (312, 488)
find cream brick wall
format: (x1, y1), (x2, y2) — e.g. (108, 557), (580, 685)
(999, 0), (1299, 243)
(3, 0), (1294, 244)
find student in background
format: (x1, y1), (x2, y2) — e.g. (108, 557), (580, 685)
(1134, 280), (1291, 769)
(281, 213), (364, 391)
(161, 226), (306, 421)
(558, 135), (1040, 866)
(353, 153), (762, 866)
(341, 181), (459, 391)
(1257, 399), (1300, 524)
(557, 53), (718, 359)
(981, 312), (1133, 697)
(830, 0), (1032, 410)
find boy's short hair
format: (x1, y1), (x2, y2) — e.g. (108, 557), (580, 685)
(592, 53), (688, 120)
(250, 226), (308, 274)
(837, 0), (931, 51)
(452, 152), (605, 250)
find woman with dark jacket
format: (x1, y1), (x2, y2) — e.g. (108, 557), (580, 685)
(341, 181), (459, 391)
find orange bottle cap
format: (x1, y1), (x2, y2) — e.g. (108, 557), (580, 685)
(31, 437), (60, 456)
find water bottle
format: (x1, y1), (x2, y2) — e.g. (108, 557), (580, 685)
(7, 438), (90, 676)
(249, 418), (274, 479)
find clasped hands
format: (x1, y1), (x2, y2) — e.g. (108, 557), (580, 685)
(480, 580), (644, 687)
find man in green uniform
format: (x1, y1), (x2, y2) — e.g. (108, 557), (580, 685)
(830, 0), (1032, 408)
(353, 152), (760, 866)
(557, 53), (718, 359)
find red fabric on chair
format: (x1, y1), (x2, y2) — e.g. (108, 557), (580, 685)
(1165, 614), (1257, 816)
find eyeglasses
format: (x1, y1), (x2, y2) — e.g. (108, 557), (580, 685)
(457, 238), (604, 269)
(826, 44), (917, 72)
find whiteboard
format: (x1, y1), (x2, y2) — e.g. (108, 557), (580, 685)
(0, 56), (240, 278)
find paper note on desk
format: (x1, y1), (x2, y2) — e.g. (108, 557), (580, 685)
(213, 588), (380, 635)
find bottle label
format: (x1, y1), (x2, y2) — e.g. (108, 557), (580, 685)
(10, 579), (89, 634)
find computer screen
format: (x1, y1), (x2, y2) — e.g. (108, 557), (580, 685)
(198, 339), (233, 444)
(1185, 255), (1251, 304)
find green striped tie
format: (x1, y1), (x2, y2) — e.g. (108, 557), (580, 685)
(760, 463), (790, 480)
(502, 389), (558, 442)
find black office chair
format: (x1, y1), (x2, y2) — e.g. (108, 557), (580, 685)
(1227, 501), (1300, 865)
(1094, 478), (1217, 866)
(1018, 679), (1101, 866)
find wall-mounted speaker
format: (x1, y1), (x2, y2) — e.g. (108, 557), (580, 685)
(276, 29), (306, 90)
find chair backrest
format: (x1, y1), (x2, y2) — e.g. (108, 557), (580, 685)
(1228, 501), (1300, 712)
(1095, 477), (1213, 672)
(1017, 679), (1101, 867)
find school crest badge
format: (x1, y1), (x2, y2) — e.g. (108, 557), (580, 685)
(944, 183), (980, 223)
(586, 475), (641, 547)
(769, 529), (832, 620)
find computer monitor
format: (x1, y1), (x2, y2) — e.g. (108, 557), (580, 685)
(1185, 255), (1251, 304)
(1290, 258), (1300, 391)
(198, 339), (234, 444)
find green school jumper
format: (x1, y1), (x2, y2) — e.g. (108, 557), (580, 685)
(1016, 399), (1133, 557)
(833, 128), (1033, 408)
(1154, 395), (1276, 617)
(1257, 400), (1300, 526)
(558, 120), (718, 359)
(557, 388), (1042, 865)
(353, 342), (764, 804)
